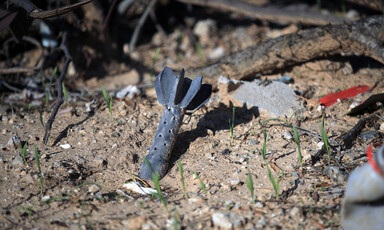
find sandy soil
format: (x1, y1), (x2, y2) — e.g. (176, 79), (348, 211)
(1, 5), (384, 229)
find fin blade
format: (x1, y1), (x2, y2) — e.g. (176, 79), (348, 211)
(185, 84), (212, 111)
(155, 67), (176, 106)
(179, 76), (202, 108)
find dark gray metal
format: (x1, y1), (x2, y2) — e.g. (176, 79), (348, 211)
(139, 67), (212, 181)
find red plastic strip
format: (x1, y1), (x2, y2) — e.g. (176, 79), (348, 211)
(319, 85), (370, 107)
(367, 145), (384, 178)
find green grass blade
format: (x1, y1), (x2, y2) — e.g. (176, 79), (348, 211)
(177, 160), (188, 199)
(21, 141), (28, 164)
(62, 82), (68, 104)
(267, 166), (279, 199)
(292, 124), (303, 169)
(34, 146), (43, 194)
(262, 131), (267, 162)
(174, 208), (180, 230)
(50, 66), (58, 83)
(101, 85), (113, 119)
(246, 168), (255, 203)
(193, 172), (208, 195)
(321, 115), (330, 163)
(39, 114), (45, 130)
(101, 85), (110, 106)
(229, 107), (235, 140)
(143, 156), (168, 212)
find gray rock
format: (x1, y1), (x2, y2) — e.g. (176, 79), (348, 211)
(230, 179), (240, 186)
(247, 139), (259, 145)
(205, 152), (215, 160)
(218, 76), (302, 117)
(289, 207), (300, 217)
(12, 154), (24, 166)
(283, 130), (293, 140)
(88, 184), (101, 193)
(255, 201), (264, 208)
(7, 136), (21, 149)
(212, 211), (244, 229)
(193, 19), (216, 38)
(256, 216), (266, 228)
(325, 166), (347, 183)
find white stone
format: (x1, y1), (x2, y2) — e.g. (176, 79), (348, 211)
(60, 144), (71, 149)
(211, 211), (244, 229)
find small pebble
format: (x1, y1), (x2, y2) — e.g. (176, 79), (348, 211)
(60, 144), (71, 149)
(230, 179), (240, 186)
(12, 155), (24, 166)
(256, 217), (266, 228)
(7, 136), (21, 149)
(41, 195), (51, 202)
(283, 130), (293, 140)
(255, 201), (264, 208)
(211, 211), (244, 229)
(289, 207), (300, 217)
(247, 139), (259, 145)
(221, 149), (230, 155)
(88, 184), (101, 193)
(325, 166), (347, 183)
(205, 152), (215, 160)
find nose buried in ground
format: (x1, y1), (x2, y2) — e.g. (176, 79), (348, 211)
(138, 66), (212, 181)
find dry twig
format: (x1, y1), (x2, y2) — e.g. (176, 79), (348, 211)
(187, 15), (384, 87)
(10, 0), (93, 19)
(43, 32), (72, 144)
(176, 0), (344, 26)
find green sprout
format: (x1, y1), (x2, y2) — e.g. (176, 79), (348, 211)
(267, 166), (280, 200)
(321, 115), (331, 163)
(177, 160), (188, 199)
(62, 82), (68, 105)
(262, 131), (267, 162)
(19, 206), (35, 218)
(292, 123), (303, 170)
(101, 85), (113, 120)
(143, 157), (168, 212)
(229, 107), (236, 140)
(261, 131), (280, 199)
(34, 146), (43, 194)
(39, 114), (45, 129)
(192, 171), (208, 195)
(246, 168), (255, 203)
(21, 141), (28, 164)
(174, 207), (180, 230)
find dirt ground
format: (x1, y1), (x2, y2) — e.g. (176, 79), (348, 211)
(1, 2), (384, 229)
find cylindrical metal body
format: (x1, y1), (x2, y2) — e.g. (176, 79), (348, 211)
(341, 145), (384, 230)
(139, 106), (184, 180)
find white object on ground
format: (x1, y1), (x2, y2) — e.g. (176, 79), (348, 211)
(60, 144), (71, 149)
(122, 181), (157, 195)
(116, 85), (140, 99)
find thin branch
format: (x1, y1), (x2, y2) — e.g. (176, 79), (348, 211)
(187, 15), (384, 88)
(43, 32), (72, 144)
(10, 0), (93, 19)
(129, 0), (157, 53)
(98, 0), (118, 40)
(0, 66), (39, 74)
(176, 0), (344, 26)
